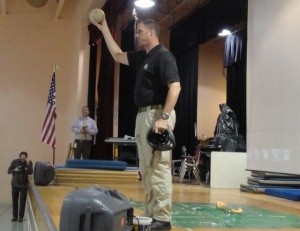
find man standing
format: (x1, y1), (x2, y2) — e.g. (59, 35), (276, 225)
(71, 106), (98, 159)
(92, 16), (181, 230)
(7, 151), (33, 222)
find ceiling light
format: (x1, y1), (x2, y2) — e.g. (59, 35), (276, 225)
(134, 0), (155, 8)
(218, 29), (232, 37)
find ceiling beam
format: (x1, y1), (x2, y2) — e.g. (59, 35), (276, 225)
(54, 0), (65, 21)
(159, 0), (211, 29)
(0, 0), (7, 15)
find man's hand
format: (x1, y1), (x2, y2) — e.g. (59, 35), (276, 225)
(81, 126), (89, 134)
(154, 118), (168, 133)
(90, 14), (108, 32)
(80, 126), (86, 133)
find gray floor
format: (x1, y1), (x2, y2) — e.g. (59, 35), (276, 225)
(0, 204), (28, 231)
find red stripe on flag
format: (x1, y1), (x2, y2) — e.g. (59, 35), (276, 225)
(42, 105), (56, 147)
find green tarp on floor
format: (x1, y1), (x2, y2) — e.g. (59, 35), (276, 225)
(130, 201), (300, 228)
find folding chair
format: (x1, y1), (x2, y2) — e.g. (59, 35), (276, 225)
(179, 145), (201, 184)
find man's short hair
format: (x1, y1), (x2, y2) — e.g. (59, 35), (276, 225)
(137, 18), (160, 37)
(19, 151), (28, 158)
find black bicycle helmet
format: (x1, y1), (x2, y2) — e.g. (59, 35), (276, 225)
(146, 128), (176, 151)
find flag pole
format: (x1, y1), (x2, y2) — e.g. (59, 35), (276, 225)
(52, 65), (58, 73)
(53, 148), (55, 165)
(52, 64), (57, 166)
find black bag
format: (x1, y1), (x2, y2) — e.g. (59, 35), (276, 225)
(212, 104), (242, 151)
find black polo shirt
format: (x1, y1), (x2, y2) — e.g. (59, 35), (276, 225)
(127, 44), (180, 107)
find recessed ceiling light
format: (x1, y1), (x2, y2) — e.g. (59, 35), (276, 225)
(134, 0), (155, 8)
(218, 29), (232, 37)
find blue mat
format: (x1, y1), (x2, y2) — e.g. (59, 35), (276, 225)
(65, 159), (127, 171)
(265, 189), (300, 201)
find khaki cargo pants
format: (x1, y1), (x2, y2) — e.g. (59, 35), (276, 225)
(135, 106), (176, 222)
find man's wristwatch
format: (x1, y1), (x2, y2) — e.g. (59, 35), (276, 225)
(161, 112), (170, 120)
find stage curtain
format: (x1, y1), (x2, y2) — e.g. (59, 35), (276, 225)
(118, 19), (137, 138)
(225, 28), (247, 141)
(170, 0), (247, 157)
(88, 0), (130, 160)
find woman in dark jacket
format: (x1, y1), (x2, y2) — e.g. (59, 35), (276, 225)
(7, 151), (33, 222)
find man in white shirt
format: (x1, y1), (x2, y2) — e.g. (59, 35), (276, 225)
(71, 106), (98, 159)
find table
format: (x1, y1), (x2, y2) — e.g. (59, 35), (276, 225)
(200, 145), (247, 186)
(210, 151), (249, 188)
(199, 145), (218, 184)
(105, 138), (138, 166)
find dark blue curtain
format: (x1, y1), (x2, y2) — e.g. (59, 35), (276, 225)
(171, 46), (199, 157)
(225, 28), (247, 141)
(118, 19), (137, 137)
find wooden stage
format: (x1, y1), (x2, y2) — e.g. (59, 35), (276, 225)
(28, 168), (300, 231)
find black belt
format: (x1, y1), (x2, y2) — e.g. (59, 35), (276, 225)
(138, 105), (163, 113)
(75, 139), (91, 143)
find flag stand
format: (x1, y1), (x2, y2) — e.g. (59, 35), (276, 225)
(52, 148), (55, 165)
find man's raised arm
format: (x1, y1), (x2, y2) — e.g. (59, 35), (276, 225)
(91, 14), (129, 65)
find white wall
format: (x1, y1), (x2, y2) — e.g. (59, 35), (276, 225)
(0, 0), (105, 203)
(247, 0), (300, 174)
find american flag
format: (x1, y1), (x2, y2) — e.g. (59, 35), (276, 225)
(41, 73), (56, 148)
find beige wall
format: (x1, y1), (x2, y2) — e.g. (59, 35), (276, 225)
(0, 0), (105, 203)
(197, 39), (226, 140)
